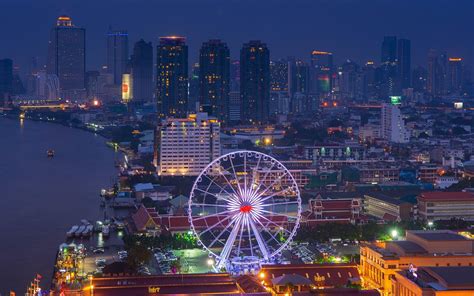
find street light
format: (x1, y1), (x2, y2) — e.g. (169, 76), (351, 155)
(427, 221), (434, 228)
(391, 229), (399, 239)
(207, 258), (214, 266)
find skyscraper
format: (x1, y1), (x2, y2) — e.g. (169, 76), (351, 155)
(188, 63), (200, 112)
(106, 28), (129, 85)
(130, 39), (153, 103)
(310, 50), (333, 97)
(448, 57), (463, 94)
(270, 59), (289, 92)
(381, 36), (397, 63)
(47, 15), (86, 96)
(0, 59), (13, 103)
(427, 49), (445, 96)
(230, 60), (240, 92)
(289, 59), (310, 96)
(156, 36), (188, 118)
(379, 36), (399, 97)
(240, 40), (270, 123)
(199, 39), (230, 122)
(397, 39), (411, 89)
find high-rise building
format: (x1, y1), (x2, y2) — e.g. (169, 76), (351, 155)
(412, 66), (427, 93)
(228, 91), (241, 123)
(362, 61), (377, 99)
(156, 36), (188, 118)
(240, 40), (270, 123)
(156, 113), (220, 176)
(381, 103), (409, 143)
(230, 60), (240, 92)
(379, 36), (399, 97)
(427, 49), (443, 96)
(335, 60), (361, 100)
(47, 15), (86, 96)
(397, 39), (411, 89)
(448, 57), (463, 94)
(106, 28), (129, 85)
(188, 63), (200, 112)
(85, 70), (100, 100)
(199, 40), (230, 122)
(0, 58), (13, 103)
(381, 36), (397, 63)
(130, 39), (153, 103)
(310, 50), (333, 97)
(289, 59), (310, 96)
(270, 59), (289, 92)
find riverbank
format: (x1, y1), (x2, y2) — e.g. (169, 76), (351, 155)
(0, 117), (120, 294)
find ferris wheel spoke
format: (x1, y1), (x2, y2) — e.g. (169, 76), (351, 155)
(193, 187), (237, 205)
(255, 171), (289, 200)
(252, 160), (277, 196)
(218, 167), (241, 198)
(254, 215), (283, 248)
(198, 215), (233, 236)
(258, 187), (293, 204)
(192, 210), (234, 222)
(249, 217), (269, 260)
(192, 203), (229, 208)
(200, 173), (237, 199)
(243, 152), (248, 194)
(249, 152), (262, 192)
(236, 213), (247, 258)
(261, 201), (299, 208)
(208, 214), (240, 249)
(228, 155), (243, 196)
(260, 209), (298, 220)
(246, 215), (255, 258)
(218, 214), (243, 268)
(256, 214), (292, 235)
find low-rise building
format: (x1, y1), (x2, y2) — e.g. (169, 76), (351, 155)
(302, 197), (363, 225)
(359, 164), (400, 184)
(364, 193), (413, 222)
(360, 230), (474, 296)
(392, 266), (474, 296)
(417, 191), (474, 221)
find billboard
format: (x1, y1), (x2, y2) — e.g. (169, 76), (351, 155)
(122, 74), (133, 103)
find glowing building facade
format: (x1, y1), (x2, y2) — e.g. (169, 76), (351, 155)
(156, 36), (188, 118)
(156, 113), (220, 176)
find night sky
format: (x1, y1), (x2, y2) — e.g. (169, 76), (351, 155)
(0, 0), (472, 73)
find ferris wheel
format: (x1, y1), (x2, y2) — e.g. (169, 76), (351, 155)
(188, 151), (301, 270)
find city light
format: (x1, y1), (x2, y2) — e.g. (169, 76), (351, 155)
(391, 229), (399, 239)
(207, 258), (214, 266)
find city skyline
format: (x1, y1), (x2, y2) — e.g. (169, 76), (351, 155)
(0, 0), (472, 74)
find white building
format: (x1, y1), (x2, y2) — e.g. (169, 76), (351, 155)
(381, 103), (409, 143)
(157, 113), (220, 176)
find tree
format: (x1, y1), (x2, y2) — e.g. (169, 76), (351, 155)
(126, 243), (152, 271)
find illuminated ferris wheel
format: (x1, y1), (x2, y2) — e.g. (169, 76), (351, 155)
(188, 151), (301, 270)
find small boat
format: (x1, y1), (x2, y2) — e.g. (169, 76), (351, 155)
(47, 149), (55, 158)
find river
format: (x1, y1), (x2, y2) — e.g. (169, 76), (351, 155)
(0, 117), (119, 294)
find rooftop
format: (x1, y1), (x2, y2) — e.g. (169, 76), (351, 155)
(410, 230), (468, 241)
(418, 191), (474, 201)
(425, 266), (474, 289)
(389, 241), (427, 254)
